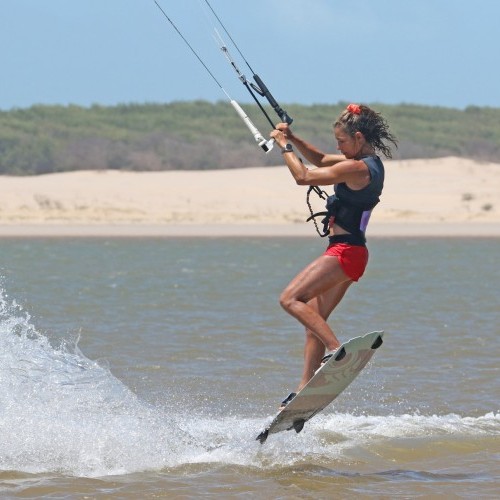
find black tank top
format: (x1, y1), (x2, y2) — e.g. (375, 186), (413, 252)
(330, 155), (385, 236)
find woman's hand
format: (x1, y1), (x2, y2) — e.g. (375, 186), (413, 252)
(275, 122), (292, 136)
(271, 123), (295, 148)
(270, 128), (288, 148)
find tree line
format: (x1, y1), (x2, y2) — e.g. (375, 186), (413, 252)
(0, 101), (498, 175)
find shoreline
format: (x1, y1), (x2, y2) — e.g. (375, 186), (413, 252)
(0, 222), (498, 238)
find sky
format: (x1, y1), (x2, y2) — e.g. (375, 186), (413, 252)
(1, 0), (499, 111)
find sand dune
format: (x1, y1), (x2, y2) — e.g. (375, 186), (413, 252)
(0, 157), (498, 236)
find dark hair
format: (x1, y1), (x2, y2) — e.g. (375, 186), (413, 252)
(334, 104), (398, 159)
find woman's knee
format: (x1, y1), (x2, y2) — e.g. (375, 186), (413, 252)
(279, 288), (298, 311)
(279, 290), (291, 311)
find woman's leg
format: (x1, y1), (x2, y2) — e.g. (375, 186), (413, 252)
(297, 280), (352, 392)
(280, 254), (351, 351)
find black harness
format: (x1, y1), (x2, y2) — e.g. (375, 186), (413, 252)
(306, 190), (371, 246)
(306, 156), (384, 246)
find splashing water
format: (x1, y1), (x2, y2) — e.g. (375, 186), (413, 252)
(0, 286), (208, 476)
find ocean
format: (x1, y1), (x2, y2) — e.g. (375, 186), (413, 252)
(0, 236), (498, 498)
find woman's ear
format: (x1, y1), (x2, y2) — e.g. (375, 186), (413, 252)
(354, 131), (365, 142)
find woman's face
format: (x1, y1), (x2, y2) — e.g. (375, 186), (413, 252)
(334, 126), (364, 159)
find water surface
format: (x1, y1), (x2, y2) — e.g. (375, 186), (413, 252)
(0, 237), (498, 498)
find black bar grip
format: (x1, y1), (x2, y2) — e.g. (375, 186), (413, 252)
(253, 74), (293, 125)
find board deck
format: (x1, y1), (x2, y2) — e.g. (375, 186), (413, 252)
(256, 330), (384, 444)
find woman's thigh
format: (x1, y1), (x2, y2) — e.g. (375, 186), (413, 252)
(282, 254), (351, 305)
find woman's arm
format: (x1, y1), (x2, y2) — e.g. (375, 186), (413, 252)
(271, 128), (369, 187)
(275, 123), (345, 167)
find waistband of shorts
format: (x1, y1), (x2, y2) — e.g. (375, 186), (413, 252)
(328, 233), (366, 247)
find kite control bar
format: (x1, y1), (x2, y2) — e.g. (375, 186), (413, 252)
(154, 0), (274, 154)
(204, 0), (293, 126)
(250, 74), (293, 125)
(230, 100), (274, 153)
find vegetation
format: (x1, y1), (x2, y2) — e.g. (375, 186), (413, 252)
(0, 101), (499, 175)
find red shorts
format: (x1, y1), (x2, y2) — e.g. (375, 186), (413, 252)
(324, 243), (368, 282)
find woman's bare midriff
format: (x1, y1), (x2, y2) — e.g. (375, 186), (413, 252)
(329, 223), (351, 237)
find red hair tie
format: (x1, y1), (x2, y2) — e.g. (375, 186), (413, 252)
(347, 103), (361, 115)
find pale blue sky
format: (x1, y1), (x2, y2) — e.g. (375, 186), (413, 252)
(1, 0), (499, 110)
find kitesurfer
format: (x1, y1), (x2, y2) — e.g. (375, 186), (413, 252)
(270, 104), (397, 409)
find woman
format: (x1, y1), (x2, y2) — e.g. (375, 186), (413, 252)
(270, 103), (397, 409)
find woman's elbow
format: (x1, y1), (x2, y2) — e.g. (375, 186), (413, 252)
(295, 177), (309, 186)
(292, 172), (309, 185)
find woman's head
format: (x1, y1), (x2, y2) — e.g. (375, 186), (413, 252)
(334, 104), (398, 159)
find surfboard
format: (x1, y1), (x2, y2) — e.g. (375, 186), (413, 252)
(256, 330), (384, 444)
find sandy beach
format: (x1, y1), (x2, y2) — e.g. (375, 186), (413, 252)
(0, 157), (499, 237)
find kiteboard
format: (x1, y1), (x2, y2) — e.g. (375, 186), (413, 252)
(256, 330), (384, 444)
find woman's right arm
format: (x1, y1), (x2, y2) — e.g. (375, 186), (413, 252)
(275, 123), (345, 168)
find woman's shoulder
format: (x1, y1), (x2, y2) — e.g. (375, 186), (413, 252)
(362, 155), (384, 180)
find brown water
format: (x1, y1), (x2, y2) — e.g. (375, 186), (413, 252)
(0, 237), (498, 498)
